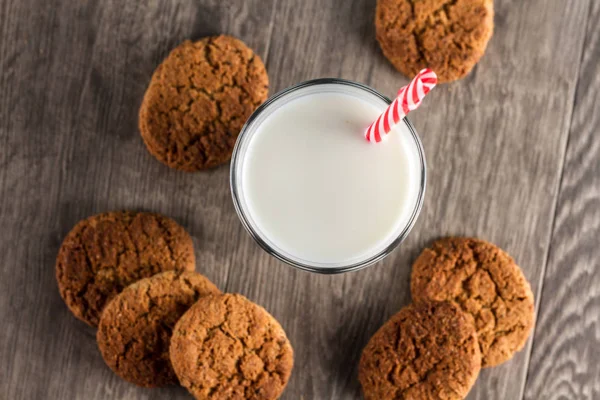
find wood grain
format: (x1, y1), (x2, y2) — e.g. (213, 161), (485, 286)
(0, 1), (275, 399)
(0, 0), (597, 399)
(224, 0), (591, 399)
(522, 1), (600, 399)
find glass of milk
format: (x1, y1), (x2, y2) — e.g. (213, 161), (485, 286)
(230, 79), (426, 273)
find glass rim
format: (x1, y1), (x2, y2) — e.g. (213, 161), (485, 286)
(230, 78), (427, 274)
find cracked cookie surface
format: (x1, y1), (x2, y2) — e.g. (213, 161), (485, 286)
(375, 0), (494, 83)
(359, 301), (481, 400)
(55, 211), (195, 326)
(411, 237), (535, 367)
(139, 35), (269, 171)
(170, 293), (293, 400)
(96, 270), (220, 387)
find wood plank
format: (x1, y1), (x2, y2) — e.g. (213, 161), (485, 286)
(223, 0), (591, 399)
(522, 1), (600, 399)
(0, 1), (275, 399)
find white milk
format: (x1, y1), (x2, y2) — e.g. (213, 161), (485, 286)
(232, 82), (424, 271)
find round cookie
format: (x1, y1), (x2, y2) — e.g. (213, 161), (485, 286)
(359, 301), (481, 400)
(97, 270), (220, 387)
(375, 0), (494, 83)
(170, 293), (294, 400)
(139, 35), (269, 171)
(56, 211), (195, 326)
(411, 237), (535, 367)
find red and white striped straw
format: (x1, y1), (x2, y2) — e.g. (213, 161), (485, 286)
(365, 69), (437, 143)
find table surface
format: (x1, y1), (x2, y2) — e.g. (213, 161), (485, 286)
(1, 1), (599, 399)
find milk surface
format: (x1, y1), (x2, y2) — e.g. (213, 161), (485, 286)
(240, 87), (422, 267)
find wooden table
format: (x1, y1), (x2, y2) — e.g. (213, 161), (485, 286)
(1, 1), (598, 399)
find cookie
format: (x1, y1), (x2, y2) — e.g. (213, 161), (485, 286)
(139, 35), (269, 171)
(359, 301), (481, 400)
(411, 237), (535, 367)
(170, 293), (294, 400)
(56, 211), (195, 326)
(375, 0), (494, 83)
(96, 270), (220, 387)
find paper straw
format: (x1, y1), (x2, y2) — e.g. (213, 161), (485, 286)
(365, 69), (437, 143)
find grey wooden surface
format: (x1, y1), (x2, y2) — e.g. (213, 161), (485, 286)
(0, 0), (598, 399)
(523, 0), (600, 398)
